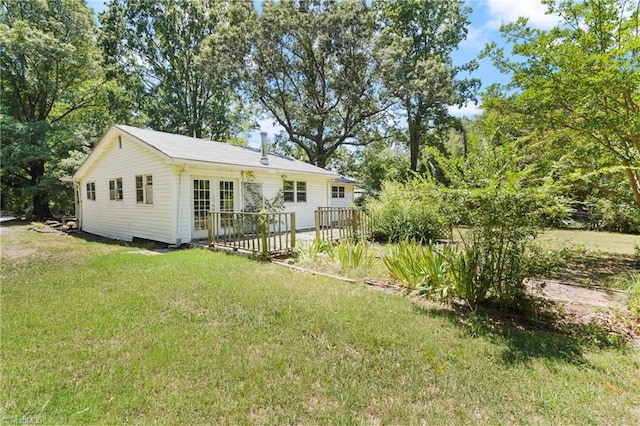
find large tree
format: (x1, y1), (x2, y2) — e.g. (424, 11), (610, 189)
(0, 0), (106, 217)
(100, 0), (252, 140)
(482, 0), (640, 206)
(375, 0), (479, 172)
(247, 0), (385, 168)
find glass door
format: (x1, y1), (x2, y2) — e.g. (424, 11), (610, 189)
(193, 179), (210, 237)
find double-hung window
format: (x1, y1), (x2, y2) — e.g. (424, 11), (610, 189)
(283, 180), (307, 203)
(331, 186), (345, 199)
(86, 182), (96, 200)
(109, 178), (123, 201)
(136, 175), (153, 204)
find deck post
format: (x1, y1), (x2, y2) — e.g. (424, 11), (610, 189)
(207, 212), (214, 245)
(314, 210), (320, 240)
(290, 213), (296, 249)
(260, 214), (268, 256)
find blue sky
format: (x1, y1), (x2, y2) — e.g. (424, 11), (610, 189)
(86, 0), (558, 143)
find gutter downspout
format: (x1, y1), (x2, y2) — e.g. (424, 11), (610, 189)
(74, 182), (81, 228)
(175, 165), (186, 245)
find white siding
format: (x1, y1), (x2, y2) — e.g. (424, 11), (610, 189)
(79, 133), (177, 244)
(252, 171), (331, 230)
(77, 133), (336, 243)
(329, 184), (355, 208)
(181, 167), (331, 236)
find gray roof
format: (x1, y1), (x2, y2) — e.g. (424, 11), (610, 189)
(115, 125), (337, 177)
(333, 176), (360, 185)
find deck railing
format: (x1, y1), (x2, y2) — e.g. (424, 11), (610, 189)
(314, 207), (371, 241)
(208, 211), (296, 256)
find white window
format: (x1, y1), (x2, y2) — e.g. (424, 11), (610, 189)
(284, 180), (307, 203)
(136, 175), (153, 204)
(332, 186), (345, 199)
(86, 182), (96, 201)
(109, 178), (123, 201)
(193, 179), (210, 231)
(219, 181), (234, 212)
(219, 181), (235, 228)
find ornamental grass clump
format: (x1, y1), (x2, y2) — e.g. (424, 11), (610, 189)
(381, 241), (457, 301)
(336, 239), (374, 271)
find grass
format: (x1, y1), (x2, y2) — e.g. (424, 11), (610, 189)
(537, 228), (640, 255)
(2, 221), (640, 424)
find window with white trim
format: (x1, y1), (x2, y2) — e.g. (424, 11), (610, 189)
(109, 178), (123, 201)
(331, 186), (345, 199)
(86, 182), (96, 200)
(283, 180), (307, 203)
(136, 175), (153, 204)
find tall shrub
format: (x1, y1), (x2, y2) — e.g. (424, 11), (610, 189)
(367, 178), (448, 242)
(444, 148), (569, 310)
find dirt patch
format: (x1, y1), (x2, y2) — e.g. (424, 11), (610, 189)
(527, 279), (627, 309)
(561, 253), (638, 286)
(0, 220), (38, 259)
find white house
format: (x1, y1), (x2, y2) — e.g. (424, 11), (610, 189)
(329, 176), (360, 208)
(66, 124), (355, 245)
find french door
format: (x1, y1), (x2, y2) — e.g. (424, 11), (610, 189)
(192, 178), (236, 239)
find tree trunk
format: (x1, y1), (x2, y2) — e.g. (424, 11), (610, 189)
(622, 158), (640, 207)
(33, 192), (52, 219)
(315, 154), (327, 169)
(30, 159), (52, 219)
(408, 119), (421, 172)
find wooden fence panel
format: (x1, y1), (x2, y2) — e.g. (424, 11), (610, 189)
(208, 212), (296, 256)
(314, 207), (371, 242)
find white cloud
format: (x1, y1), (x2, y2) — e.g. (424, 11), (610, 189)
(460, 25), (488, 50)
(485, 0), (559, 30)
(448, 102), (483, 117)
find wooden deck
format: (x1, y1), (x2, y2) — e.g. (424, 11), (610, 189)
(205, 208), (370, 257)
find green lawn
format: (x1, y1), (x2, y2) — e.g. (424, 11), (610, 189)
(538, 228), (640, 255)
(2, 222), (639, 424)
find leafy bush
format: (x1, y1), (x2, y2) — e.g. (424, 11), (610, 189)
(380, 147), (570, 310)
(367, 179), (448, 243)
(382, 239), (568, 310)
(585, 198), (640, 233)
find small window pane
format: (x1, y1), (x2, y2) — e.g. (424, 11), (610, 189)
(145, 177), (153, 204)
(283, 180), (295, 203)
(297, 181), (306, 202)
(136, 175), (144, 203)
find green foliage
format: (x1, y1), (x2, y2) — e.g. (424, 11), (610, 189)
(627, 275), (640, 317)
(374, 0), (479, 172)
(367, 178), (448, 243)
(381, 241), (428, 289)
(448, 153), (569, 309)
(382, 238), (567, 310)
(247, 0), (383, 168)
(378, 144), (571, 310)
(336, 240), (374, 272)
(382, 241), (456, 298)
(0, 0), (107, 217)
(481, 0), (640, 207)
(585, 198), (640, 234)
(294, 239), (335, 263)
(99, 0), (253, 140)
